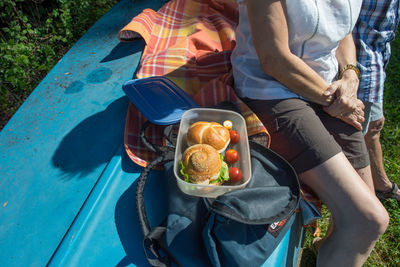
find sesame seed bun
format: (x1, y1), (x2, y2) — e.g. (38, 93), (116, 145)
(181, 144), (221, 184)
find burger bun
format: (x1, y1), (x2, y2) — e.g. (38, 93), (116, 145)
(186, 121), (230, 153)
(181, 144), (221, 184)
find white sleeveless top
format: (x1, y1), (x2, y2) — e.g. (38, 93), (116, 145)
(231, 0), (362, 100)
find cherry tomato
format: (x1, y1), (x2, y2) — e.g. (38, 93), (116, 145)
(229, 167), (242, 182)
(229, 130), (240, 144)
(225, 149), (239, 164)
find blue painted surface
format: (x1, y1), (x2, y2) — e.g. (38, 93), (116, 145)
(0, 0), (163, 265)
(0, 0), (304, 265)
(48, 148), (168, 267)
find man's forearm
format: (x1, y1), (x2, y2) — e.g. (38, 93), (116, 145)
(336, 33), (359, 84)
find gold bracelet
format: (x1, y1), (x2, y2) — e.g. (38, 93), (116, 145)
(339, 64), (360, 79)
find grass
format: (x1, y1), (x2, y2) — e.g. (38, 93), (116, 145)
(301, 34), (400, 266)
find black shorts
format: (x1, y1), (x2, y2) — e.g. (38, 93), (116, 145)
(245, 98), (370, 174)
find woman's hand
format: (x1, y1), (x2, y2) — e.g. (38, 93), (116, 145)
(336, 99), (365, 130)
(324, 99), (365, 131)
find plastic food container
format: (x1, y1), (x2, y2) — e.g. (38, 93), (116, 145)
(173, 108), (252, 198)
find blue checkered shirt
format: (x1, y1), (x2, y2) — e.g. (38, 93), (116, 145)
(353, 0), (400, 102)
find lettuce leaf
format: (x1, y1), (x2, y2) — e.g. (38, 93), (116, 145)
(179, 161), (190, 182)
(210, 155), (230, 184)
(219, 154), (230, 181)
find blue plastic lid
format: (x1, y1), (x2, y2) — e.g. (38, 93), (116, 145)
(122, 76), (199, 125)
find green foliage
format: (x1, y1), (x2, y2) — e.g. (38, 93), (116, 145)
(0, 0), (118, 128)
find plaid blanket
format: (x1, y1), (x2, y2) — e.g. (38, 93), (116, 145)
(119, 0), (270, 167)
(120, 0), (321, 234)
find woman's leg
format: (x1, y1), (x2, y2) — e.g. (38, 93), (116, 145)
(313, 165), (375, 252)
(245, 98), (389, 265)
(356, 166), (374, 192)
(300, 153), (389, 266)
(318, 106), (376, 192)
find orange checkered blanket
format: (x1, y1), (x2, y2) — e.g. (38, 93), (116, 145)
(119, 0), (269, 167)
(119, 0), (322, 232)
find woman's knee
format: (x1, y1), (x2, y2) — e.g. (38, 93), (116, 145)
(367, 202), (389, 236)
(351, 200), (389, 238)
(299, 153), (389, 236)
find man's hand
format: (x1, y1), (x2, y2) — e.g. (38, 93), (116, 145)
(323, 71), (359, 116)
(323, 71), (365, 130)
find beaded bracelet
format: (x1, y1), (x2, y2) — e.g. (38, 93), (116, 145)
(339, 64), (360, 79)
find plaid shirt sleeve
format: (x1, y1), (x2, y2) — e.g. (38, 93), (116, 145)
(353, 0), (400, 103)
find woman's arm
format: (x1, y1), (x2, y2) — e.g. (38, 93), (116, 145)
(246, 0), (364, 129)
(245, 0), (332, 105)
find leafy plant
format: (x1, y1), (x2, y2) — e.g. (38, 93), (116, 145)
(0, 0), (118, 129)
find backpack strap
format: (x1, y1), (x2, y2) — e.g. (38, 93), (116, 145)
(136, 121), (179, 266)
(137, 121), (177, 234)
(139, 120), (165, 154)
(143, 226), (183, 267)
(136, 151), (179, 267)
(143, 226), (169, 267)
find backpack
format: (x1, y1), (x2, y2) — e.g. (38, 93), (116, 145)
(135, 119), (301, 267)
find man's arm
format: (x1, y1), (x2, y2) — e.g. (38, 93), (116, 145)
(325, 33), (360, 102)
(323, 33), (365, 130)
(336, 33), (358, 72)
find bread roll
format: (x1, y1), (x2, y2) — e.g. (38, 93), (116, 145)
(181, 144), (221, 184)
(186, 121), (230, 153)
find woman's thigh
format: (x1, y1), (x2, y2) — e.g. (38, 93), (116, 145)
(246, 98), (388, 239)
(245, 98), (369, 173)
(246, 98), (340, 173)
(312, 102), (370, 170)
